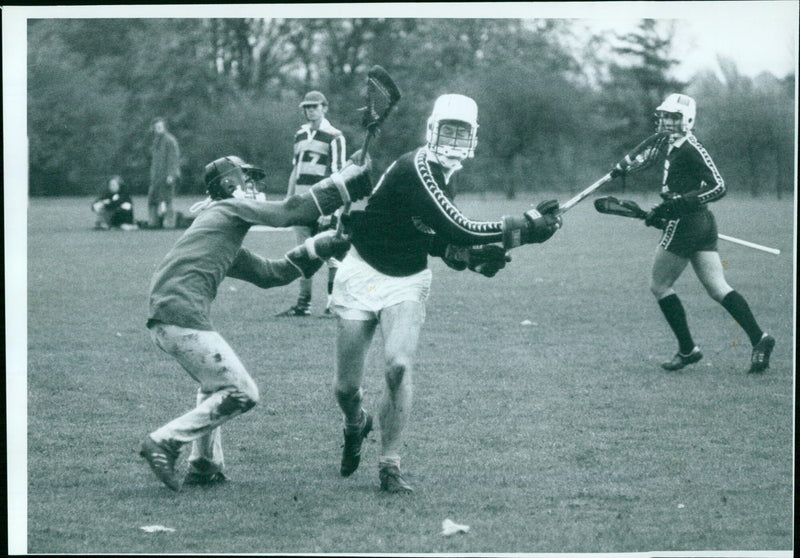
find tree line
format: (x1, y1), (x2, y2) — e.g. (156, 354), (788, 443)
(27, 18), (795, 199)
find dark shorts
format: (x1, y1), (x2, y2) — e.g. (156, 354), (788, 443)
(659, 209), (718, 257)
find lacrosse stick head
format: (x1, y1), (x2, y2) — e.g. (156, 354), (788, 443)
(361, 65), (402, 131)
(594, 196), (647, 219)
(615, 131), (670, 176)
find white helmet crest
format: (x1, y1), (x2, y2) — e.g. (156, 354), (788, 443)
(655, 93), (696, 135)
(426, 94), (479, 168)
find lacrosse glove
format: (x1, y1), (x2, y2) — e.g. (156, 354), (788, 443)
(610, 162), (628, 179)
(442, 244), (511, 278)
(502, 200), (562, 249)
(644, 210), (667, 229)
(309, 155), (373, 214)
(286, 230), (351, 278)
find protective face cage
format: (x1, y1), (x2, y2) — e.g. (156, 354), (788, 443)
(428, 119), (478, 162)
(655, 111), (685, 134)
(204, 156), (266, 200)
(426, 94), (479, 166)
(654, 93), (696, 135)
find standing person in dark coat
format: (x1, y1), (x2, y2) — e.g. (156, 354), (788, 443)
(148, 117), (181, 228)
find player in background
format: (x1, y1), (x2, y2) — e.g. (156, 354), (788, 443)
(640, 93), (775, 373)
(330, 94), (562, 493)
(139, 153), (371, 491)
(277, 91), (347, 317)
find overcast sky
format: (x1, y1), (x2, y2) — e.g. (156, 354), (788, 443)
(3, 2), (798, 79)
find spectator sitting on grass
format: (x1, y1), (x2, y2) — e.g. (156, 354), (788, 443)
(92, 175), (137, 230)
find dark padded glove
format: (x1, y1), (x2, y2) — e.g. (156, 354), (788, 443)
(535, 199), (560, 215)
(502, 200), (562, 249)
(442, 244), (511, 277)
(644, 210), (667, 229)
(286, 231), (350, 277)
(466, 244), (511, 277)
(610, 162), (628, 179)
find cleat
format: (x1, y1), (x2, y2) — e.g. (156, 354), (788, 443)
(183, 471), (228, 486)
(379, 463), (414, 494)
(661, 347), (703, 371)
(275, 305), (311, 317)
(139, 436), (181, 491)
(748, 334), (775, 374)
(340, 413), (373, 477)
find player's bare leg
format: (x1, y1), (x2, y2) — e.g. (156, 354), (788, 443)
(335, 317), (377, 476)
(691, 251), (774, 372)
(650, 248), (702, 370)
(376, 301), (424, 493)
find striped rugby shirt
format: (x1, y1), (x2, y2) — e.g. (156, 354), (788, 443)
(348, 147), (506, 277)
(661, 134), (726, 206)
(290, 118), (346, 192)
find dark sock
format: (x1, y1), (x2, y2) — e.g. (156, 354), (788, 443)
(720, 291), (763, 346)
(658, 294), (696, 354)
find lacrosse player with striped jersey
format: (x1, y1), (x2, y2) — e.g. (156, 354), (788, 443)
(330, 94), (562, 493)
(278, 91), (348, 317)
(637, 93), (775, 373)
(139, 153), (372, 491)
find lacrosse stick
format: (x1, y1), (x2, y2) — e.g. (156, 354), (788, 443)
(594, 196), (781, 255)
(336, 65), (401, 237)
(557, 131), (670, 215)
(356, 65), (402, 165)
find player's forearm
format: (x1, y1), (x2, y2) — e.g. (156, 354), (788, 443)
(227, 248), (301, 289)
(425, 211), (504, 246)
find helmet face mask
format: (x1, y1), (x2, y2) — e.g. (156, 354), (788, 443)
(655, 111), (684, 134)
(204, 157), (248, 200)
(426, 94), (478, 168)
(654, 93), (696, 136)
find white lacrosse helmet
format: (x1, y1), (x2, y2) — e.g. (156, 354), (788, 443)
(426, 94), (479, 168)
(655, 93), (696, 135)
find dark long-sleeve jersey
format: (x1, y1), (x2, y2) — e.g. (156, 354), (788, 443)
(661, 134), (726, 207)
(349, 147), (505, 276)
(148, 186), (344, 330)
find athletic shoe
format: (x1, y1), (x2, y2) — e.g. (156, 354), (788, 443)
(661, 347), (703, 371)
(340, 412), (373, 477)
(183, 471), (228, 486)
(379, 463), (414, 494)
(275, 305), (311, 317)
(139, 436), (181, 491)
(748, 334), (775, 374)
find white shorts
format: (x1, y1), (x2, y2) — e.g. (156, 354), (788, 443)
(331, 248), (432, 321)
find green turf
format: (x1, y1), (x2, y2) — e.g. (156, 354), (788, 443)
(21, 193), (794, 554)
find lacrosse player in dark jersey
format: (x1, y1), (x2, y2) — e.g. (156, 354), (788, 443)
(330, 94), (562, 493)
(641, 94), (775, 373)
(139, 153), (372, 491)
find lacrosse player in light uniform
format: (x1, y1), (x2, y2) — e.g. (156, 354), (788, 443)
(330, 94), (563, 493)
(640, 93), (775, 373)
(139, 153), (372, 491)
(277, 91), (347, 317)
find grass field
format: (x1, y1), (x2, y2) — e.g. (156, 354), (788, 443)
(16, 191), (795, 554)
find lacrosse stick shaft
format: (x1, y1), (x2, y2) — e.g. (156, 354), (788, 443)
(717, 234), (780, 255)
(558, 173), (612, 214)
(594, 197), (781, 256)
